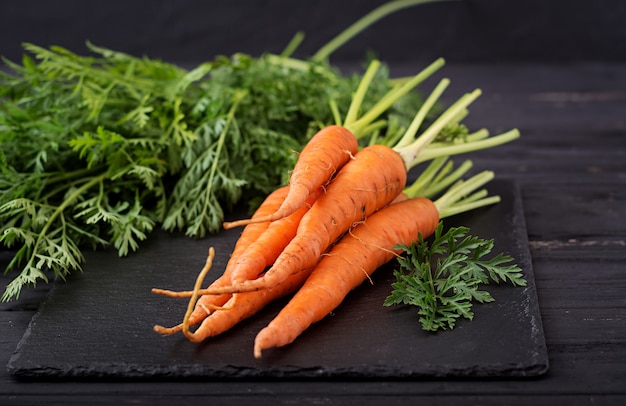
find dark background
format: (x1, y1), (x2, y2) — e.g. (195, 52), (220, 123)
(2, 1), (626, 404)
(1, 0), (625, 66)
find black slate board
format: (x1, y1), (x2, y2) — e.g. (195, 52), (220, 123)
(7, 180), (548, 380)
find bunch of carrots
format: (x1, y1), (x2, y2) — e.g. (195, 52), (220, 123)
(152, 58), (520, 359)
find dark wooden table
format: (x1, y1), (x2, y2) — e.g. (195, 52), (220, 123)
(2, 62), (625, 405)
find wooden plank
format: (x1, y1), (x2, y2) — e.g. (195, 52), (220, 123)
(523, 182), (626, 244)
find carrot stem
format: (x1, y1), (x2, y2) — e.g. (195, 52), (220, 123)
(312, 0), (458, 62)
(404, 157), (474, 199)
(433, 170), (499, 218)
(358, 119), (388, 139)
(394, 78), (450, 148)
(402, 156), (500, 217)
(421, 159), (473, 198)
(413, 128), (520, 165)
(347, 58), (445, 137)
(280, 31), (305, 58)
(368, 118), (405, 148)
(393, 88), (482, 167)
(328, 99), (342, 126)
(441, 194), (501, 218)
(404, 156), (449, 196)
(343, 59), (381, 129)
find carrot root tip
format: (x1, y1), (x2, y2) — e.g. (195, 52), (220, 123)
(153, 324), (181, 336)
(151, 287), (180, 297)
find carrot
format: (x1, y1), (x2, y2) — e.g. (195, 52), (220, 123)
(253, 197), (439, 358)
(182, 263), (317, 342)
(228, 186), (323, 285)
(253, 168), (499, 358)
(152, 185), (289, 335)
(223, 58), (446, 229)
(223, 125), (358, 229)
(213, 185), (322, 315)
(152, 185), (322, 336)
(195, 143), (408, 296)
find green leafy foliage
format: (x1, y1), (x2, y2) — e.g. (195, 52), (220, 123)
(384, 223), (527, 332)
(0, 43), (424, 301)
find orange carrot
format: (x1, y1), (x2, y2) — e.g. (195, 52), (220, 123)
(152, 185), (322, 336)
(218, 185), (323, 314)
(253, 197), (439, 358)
(228, 186), (323, 285)
(182, 264), (317, 342)
(152, 185), (289, 335)
(196, 143), (408, 296)
(253, 169), (499, 358)
(223, 125), (358, 229)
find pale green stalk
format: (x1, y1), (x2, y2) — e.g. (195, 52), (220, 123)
(394, 78), (450, 148)
(405, 158), (474, 199)
(347, 58), (445, 137)
(328, 99), (342, 126)
(343, 60), (382, 128)
(403, 156), (450, 197)
(312, 0), (458, 62)
(434, 170), (499, 218)
(393, 89), (482, 167)
(412, 128), (520, 165)
(358, 120), (389, 139)
(280, 31), (306, 57)
(400, 157), (500, 219)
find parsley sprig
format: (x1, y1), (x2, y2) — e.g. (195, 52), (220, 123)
(383, 157), (527, 331)
(385, 224), (527, 332)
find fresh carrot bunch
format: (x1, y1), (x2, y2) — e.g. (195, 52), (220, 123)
(152, 59), (521, 358)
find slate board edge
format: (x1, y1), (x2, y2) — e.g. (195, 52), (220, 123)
(8, 358), (548, 381)
(7, 280), (61, 377)
(508, 181), (550, 376)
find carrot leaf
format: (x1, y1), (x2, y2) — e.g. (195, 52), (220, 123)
(384, 223), (527, 332)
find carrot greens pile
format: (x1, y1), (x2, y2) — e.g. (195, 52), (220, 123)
(0, 0), (454, 302)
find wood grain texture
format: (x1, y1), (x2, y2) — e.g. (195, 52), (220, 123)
(1, 57), (625, 405)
